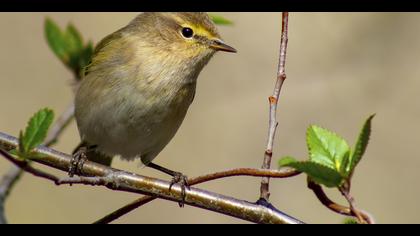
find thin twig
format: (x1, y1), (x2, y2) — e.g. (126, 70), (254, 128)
(0, 166), (23, 224)
(94, 168), (301, 224)
(0, 149), (125, 196)
(0, 149), (61, 183)
(260, 12), (289, 201)
(94, 196), (154, 224)
(339, 187), (366, 224)
(0, 167), (23, 201)
(0, 149), (119, 189)
(0, 102), (75, 224)
(0, 132), (304, 224)
(307, 180), (374, 224)
(44, 102), (75, 147)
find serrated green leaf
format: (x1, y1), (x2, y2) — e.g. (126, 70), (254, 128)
(209, 14), (233, 25)
(45, 18), (68, 63)
(19, 108), (54, 157)
(281, 160), (344, 188)
(348, 114), (375, 175)
(306, 125), (351, 174)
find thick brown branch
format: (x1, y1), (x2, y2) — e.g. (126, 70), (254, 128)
(95, 167), (301, 224)
(0, 132), (304, 224)
(260, 12), (289, 201)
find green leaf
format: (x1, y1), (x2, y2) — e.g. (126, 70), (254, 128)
(306, 125), (351, 175)
(279, 158), (344, 188)
(44, 17), (94, 78)
(209, 14), (233, 25)
(278, 156), (298, 166)
(19, 108), (54, 157)
(65, 24), (84, 53)
(343, 217), (359, 224)
(44, 18), (68, 63)
(65, 24), (86, 74)
(348, 114), (375, 175)
(339, 150), (351, 177)
(78, 41), (94, 76)
(8, 149), (18, 156)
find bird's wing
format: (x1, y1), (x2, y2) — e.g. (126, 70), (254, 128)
(82, 28), (126, 77)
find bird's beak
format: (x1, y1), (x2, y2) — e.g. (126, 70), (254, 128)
(210, 39), (237, 53)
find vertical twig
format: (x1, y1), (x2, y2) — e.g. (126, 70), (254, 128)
(260, 12), (289, 201)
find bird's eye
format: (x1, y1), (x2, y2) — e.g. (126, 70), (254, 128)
(181, 27), (194, 38)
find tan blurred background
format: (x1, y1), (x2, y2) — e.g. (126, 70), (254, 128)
(0, 12), (418, 224)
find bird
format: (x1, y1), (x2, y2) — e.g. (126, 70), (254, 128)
(70, 12), (236, 204)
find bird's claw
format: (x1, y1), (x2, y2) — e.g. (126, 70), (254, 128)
(69, 147), (88, 177)
(169, 172), (190, 207)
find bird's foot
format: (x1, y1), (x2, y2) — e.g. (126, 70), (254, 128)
(146, 162), (190, 207)
(69, 146), (88, 177)
(169, 172), (190, 207)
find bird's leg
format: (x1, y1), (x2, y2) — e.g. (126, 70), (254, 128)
(147, 162), (190, 207)
(69, 144), (97, 177)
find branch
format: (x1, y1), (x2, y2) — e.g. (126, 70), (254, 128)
(307, 180), (374, 224)
(0, 132), (303, 224)
(0, 149), (61, 183)
(339, 187), (367, 224)
(0, 166), (22, 224)
(260, 12), (289, 201)
(95, 168), (301, 224)
(0, 102), (75, 224)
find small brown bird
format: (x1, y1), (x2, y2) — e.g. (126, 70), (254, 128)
(71, 12), (236, 203)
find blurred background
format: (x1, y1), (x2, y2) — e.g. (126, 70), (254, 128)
(0, 12), (418, 224)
